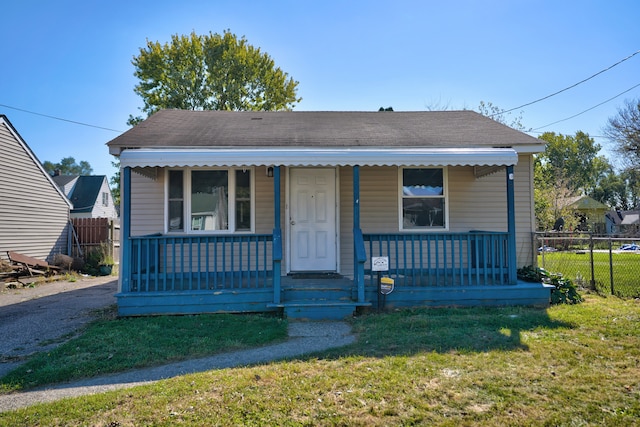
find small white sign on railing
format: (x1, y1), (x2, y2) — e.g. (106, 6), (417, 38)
(371, 256), (389, 272)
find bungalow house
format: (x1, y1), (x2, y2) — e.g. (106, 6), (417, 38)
(107, 110), (551, 319)
(52, 174), (119, 219)
(555, 195), (609, 233)
(0, 115), (72, 263)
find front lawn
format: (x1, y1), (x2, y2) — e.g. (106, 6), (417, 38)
(1, 294), (639, 426)
(0, 308), (288, 393)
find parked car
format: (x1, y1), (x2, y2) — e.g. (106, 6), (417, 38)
(619, 243), (639, 251)
(538, 245), (557, 252)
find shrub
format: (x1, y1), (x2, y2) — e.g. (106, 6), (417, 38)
(517, 265), (582, 305)
(82, 242), (114, 276)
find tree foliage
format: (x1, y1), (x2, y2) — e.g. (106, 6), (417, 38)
(537, 131), (608, 194)
(604, 98), (640, 169)
(131, 30), (301, 121)
(109, 160), (120, 207)
(477, 101), (526, 131)
(43, 157), (93, 176)
(534, 132), (616, 230)
(591, 168), (640, 210)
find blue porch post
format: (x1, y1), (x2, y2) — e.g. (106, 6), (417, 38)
(506, 165), (517, 284)
(353, 165), (366, 302)
(120, 166), (131, 292)
(272, 166), (282, 304)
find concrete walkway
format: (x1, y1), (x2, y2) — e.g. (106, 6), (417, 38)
(0, 320), (354, 412)
(0, 277), (355, 413)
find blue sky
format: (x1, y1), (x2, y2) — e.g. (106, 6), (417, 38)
(1, 1), (638, 178)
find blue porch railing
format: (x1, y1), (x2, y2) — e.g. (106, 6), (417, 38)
(362, 231), (511, 287)
(127, 234), (274, 293)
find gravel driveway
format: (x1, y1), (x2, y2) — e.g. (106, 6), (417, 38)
(0, 275), (118, 377)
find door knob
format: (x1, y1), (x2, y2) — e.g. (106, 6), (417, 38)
(290, 220), (296, 225)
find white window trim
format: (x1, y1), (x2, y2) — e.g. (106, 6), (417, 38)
(398, 166), (450, 232)
(164, 167), (255, 234)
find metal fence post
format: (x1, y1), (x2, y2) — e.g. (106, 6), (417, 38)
(609, 238), (614, 295)
(589, 233), (595, 289)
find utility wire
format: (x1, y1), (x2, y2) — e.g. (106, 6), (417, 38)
(531, 82), (640, 131)
(494, 49), (640, 116)
(0, 103), (124, 133)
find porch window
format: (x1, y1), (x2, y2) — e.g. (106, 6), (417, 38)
(167, 168), (253, 233)
(400, 167), (447, 230)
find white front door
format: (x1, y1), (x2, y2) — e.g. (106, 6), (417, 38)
(289, 168), (337, 272)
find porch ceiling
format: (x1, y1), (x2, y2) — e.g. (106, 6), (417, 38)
(120, 147), (518, 168)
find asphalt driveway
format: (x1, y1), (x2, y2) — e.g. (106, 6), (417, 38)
(0, 275), (117, 377)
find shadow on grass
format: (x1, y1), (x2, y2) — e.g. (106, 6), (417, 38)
(315, 305), (574, 359)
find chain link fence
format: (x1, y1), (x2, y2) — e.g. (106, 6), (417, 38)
(535, 232), (640, 298)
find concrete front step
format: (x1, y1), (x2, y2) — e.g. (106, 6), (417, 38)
(282, 287), (353, 301)
(268, 301), (371, 320)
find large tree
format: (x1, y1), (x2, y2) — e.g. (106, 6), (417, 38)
(537, 131), (609, 195)
(604, 98), (640, 169)
(130, 30), (301, 123)
(43, 157), (93, 176)
(533, 132), (615, 230)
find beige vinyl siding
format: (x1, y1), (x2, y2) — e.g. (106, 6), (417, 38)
(359, 166), (400, 233)
(130, 169), (165, 236)
(0, 121), (70, 262)
(449, 166), (507, 231)
(514, 155), (536, 267)
(338, 167), (354, 276)
(340, 161), (536, 273)
(254, 166), (276, 234)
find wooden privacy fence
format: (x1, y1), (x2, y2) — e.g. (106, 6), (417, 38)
(70, 218), (120, 263)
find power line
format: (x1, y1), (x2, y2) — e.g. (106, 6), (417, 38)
(531, 82), (640, 131)
(494, 49), (640, 116)
(0, 103), (124, 133)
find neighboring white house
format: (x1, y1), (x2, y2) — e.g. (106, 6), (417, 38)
(52, 174), (118, 219)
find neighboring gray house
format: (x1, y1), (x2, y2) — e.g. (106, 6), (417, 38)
(605, 210), (640, 235)
(52, 174), (118, 219)
(0, 115), (72, 263)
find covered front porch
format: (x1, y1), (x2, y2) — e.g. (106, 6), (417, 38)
(116, 147), (550, 318)
(116, 228), (549, 318)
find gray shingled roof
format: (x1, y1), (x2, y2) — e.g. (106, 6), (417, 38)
(106, 110), (543, 152)
(51, 175), (77, 188)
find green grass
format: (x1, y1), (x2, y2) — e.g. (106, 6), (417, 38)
(539, 251), (640, 297)
(0, 307), (288, 393)
(1, 295), (639, 426)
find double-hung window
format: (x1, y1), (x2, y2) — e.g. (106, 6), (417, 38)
(167, 168), (253, 233)
(400, 167), (447, 230)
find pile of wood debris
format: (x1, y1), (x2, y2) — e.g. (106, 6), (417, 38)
(1, 251), (62, 287)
